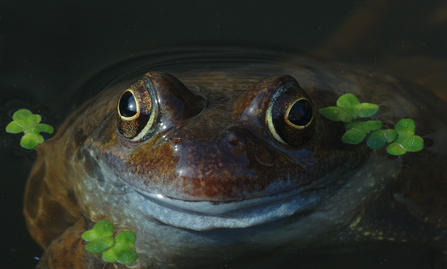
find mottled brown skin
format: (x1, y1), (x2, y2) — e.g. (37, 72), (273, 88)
(36, 218), (111, 269)
(24, 103), (85, 248)
(101, 73), (365, 202)
(24, 58), (447, 268)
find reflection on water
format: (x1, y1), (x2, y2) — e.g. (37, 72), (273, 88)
(1, 0), (447, 268)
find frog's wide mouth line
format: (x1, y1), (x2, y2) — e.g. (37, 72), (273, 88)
(84, 148), (361, 231)
(123, 151), (394, 231)
(128, 178), (342, 231)
(108, 152), (359, 230)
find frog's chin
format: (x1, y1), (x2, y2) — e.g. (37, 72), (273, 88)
(129, 184), (334, 231)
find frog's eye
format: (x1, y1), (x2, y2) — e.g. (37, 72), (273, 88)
(266, 82), (315, 146)
(116, 79), (157, 140)
(285, 99), (313, 126)
(119, 91), (138, 118)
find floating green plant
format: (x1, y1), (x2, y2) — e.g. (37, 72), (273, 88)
(366, 129), (397, 150)
(82, 220), (138, 265)
(102, 231), (138, 264)
(5, 109), (54, 149)
(81, 220), (114, 254)
(342, 120), (382, 144)
(383, 119), (424, 156)
(319, 94), (424, 156)
(319, 93), (379, 122)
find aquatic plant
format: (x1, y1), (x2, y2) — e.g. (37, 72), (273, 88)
(319, 94), (423, 155)
(82, 220), (138, 265)
(5, 109), (54, 149)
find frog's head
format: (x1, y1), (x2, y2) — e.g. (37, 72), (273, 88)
(82, 72), (370, 230)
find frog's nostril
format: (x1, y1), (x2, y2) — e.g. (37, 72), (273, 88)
(227, 134), (245, 147)
(229, 138), (240, 146)
(227, 134), (247, 156)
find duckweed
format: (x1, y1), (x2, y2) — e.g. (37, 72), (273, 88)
(319, 93), (379, 122)
(319, 94), (424, 155)
(81, 220), (138, 265)
(5, 109), (54, 149)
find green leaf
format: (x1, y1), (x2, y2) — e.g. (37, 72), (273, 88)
(102, 247), (117, 263)
(23, 125), (39, 135)
(392, 132), (424, 153)
(6, 108), (54, 149)
(367, 129), (397, 149)
(82, 220), (115, 255)
(20, 134), (44, 150)
(81, 220), (138, 264)
(115, 231), (136, 248)
(85, 237), (114, 254)
(318, 107), (352, 122)
(24, 123), (53, 136)
(103, 247), (138, 264)
(318, 93), (423, 155)
(82, 220), (114, 241)
(386, 143), (406, 156)
(102, 231), (137, 264)
(342, 129), (366, 144)
(35, 123), (54, 134)
(367, 131), (386, 149)
(12, 109), (41, 126)
(319, 93), (379, 122)
(116, 249), (138, 265)
(400, 135), (424, 152)
(5, 121), (24, 134)
(345, 120), (382, 134)
(382, 129), (398, 143)
(336, 93), (360, 118)
(355, 103), (380, 118)
(385, 119), (424, 155)
(337, 93), (360, 108)
(395, 118), (416, 134)
(12, 109), (33, 122)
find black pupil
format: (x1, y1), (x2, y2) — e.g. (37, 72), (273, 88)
(119, 91), (137, 117)
(287, 99), (312, 126)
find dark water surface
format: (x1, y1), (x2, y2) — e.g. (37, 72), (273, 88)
(1, 0), (447, 268)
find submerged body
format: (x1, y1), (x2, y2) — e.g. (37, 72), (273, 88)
(24, 56), (447, 268)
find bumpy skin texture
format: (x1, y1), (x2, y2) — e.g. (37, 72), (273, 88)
(24, 58), (447, 268)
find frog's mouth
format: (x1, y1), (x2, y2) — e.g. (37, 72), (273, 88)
(128, 175), (341, 231)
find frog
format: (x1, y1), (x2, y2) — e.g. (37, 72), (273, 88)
(22, 53), (447, 268)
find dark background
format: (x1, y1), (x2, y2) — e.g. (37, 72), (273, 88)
(1, 1), (446, 268)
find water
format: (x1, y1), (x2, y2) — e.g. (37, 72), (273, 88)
(1, 0), (447, 268)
